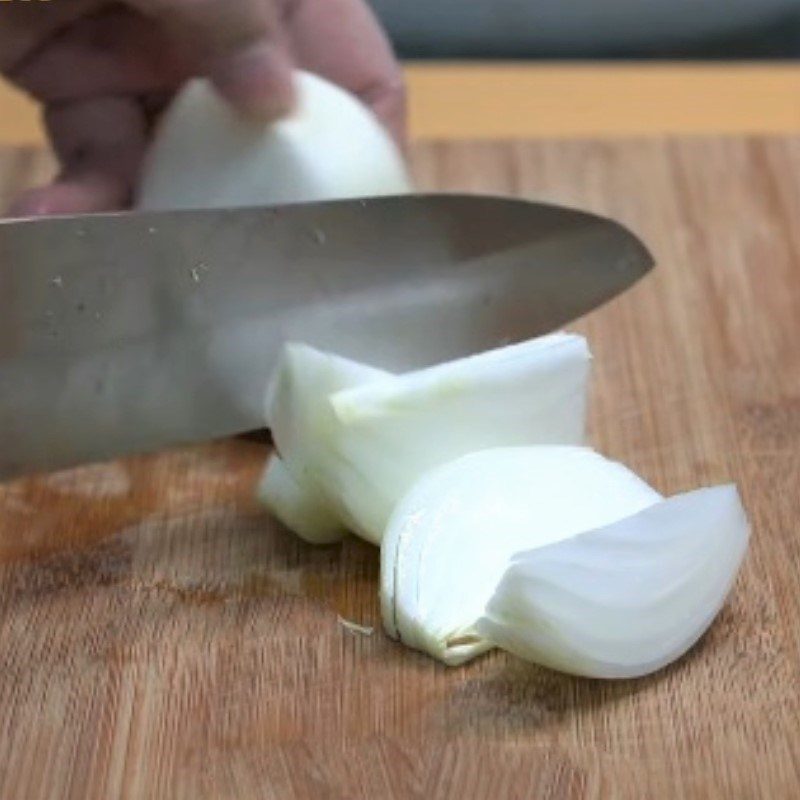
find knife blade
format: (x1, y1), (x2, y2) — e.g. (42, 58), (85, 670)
(0, 193), (653, 479)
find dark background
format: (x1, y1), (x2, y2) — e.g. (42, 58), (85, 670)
(367, 0), (800, 59)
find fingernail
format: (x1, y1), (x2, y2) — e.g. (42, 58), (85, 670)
(211, 40), (296, 121)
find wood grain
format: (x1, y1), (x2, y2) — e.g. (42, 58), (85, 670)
(2, 137), (800, 798)
(5, 62), (800, 146)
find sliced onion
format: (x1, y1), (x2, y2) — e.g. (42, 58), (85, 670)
(381, 447), (662, 664)
(259, 334), (590, 544)
(329, 333), (590, 542)
(477, 484), (749, 678)
(258, 341), (750, 679)
(257, 455), (344, 544)
(258, 343), (391, 544)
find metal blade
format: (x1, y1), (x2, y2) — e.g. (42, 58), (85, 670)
(0, 194), (653, 478)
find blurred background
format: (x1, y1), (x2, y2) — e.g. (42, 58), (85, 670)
(369, 0), (800, 58)
(1, 0), (800, 148)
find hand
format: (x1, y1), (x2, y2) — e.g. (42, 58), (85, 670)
(2, 0), (405, 216)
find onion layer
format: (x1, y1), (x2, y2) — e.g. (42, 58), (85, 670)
(477, 483), (749, 677)
(259, 334), (591, 544)
(380, 447), (663, 665)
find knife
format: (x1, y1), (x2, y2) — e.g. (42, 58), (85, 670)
(0, 193), (653, 480)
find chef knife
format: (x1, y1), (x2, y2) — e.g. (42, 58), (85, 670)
(0, 193), (653, 479)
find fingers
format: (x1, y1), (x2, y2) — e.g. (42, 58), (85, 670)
(128, 0), (295, 119)
(5, 8), (180, 217)
(285, 0), (406, 144)
(0, 0), (103, 73)
(8, 0), (403, 135)
(7, 96), (148, 216)
(8, 7), (192, 104)
(4, 0), (405, 218)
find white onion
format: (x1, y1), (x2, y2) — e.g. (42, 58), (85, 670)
(257, 455), (344, 545)
(259, 334), (591, 544)
(381, 447), (662, 664)
(478, 484), (749, 678)
(136, 71), (410, 211)
(258, 343), (390, 544)
(257, 339), (749, 680)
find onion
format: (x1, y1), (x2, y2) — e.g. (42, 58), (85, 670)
(257, 338), (749, 679)
(381, 447), (749, 676)
(136, 71), (410, 211)
(381, 447), (661, 664)
(478, 484), (749, 678)
(257, 455), (344, 546)
(258, 334), (591, 544)
(258, 343), (390, 544)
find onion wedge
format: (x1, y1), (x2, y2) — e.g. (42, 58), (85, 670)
(478, 483), (749, 678)
(258, 334), (591, 544)
(258, 343), (391, 543)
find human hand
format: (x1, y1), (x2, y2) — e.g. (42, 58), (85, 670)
(2, 0), (405, 216)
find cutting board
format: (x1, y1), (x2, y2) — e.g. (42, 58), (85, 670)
(1, 138), (799, 799)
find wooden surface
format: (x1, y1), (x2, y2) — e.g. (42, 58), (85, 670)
(4, 61), (800, 145)
(2, 136), (800, 798)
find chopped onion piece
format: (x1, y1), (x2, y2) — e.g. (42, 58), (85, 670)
(381, 447), (662, 664)
(260, 335), (591, 544)
(261, 344), (391, 543)
(478, 484), (749, 678)
(329, 333), (590, 542)
(257, 455), (344, 544)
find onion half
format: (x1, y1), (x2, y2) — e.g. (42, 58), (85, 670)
(137, 71), (410, 211)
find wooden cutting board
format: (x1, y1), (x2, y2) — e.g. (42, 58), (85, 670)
(1, 138), (799, 799)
